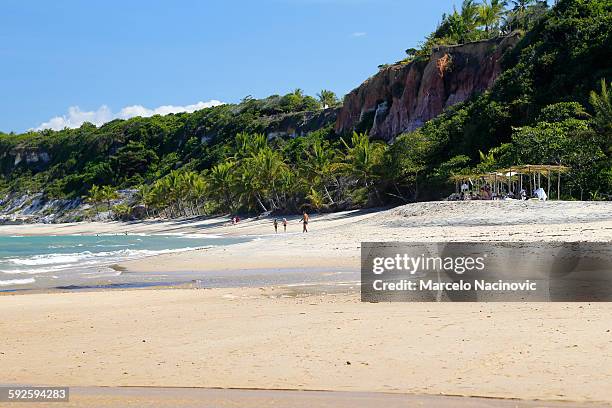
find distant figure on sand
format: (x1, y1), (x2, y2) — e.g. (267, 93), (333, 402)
(273, 218), (278, 233)
(282, 218), (287, 232)
(300, 212), (309, 233)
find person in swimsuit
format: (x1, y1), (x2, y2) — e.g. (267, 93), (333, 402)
(282, 218), (287, 232)
(273, 218), (278, 233)
(300, 212), (309, 233)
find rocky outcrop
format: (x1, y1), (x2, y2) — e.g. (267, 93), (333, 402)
(0, 189), (139, 224)
(266, 108), (338, 140)
(0, 147), (52, 175)
(335, 35), (520, 141)
(0, 193), (83, 224)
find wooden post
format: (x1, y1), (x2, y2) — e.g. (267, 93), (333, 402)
(547, 169), (551, 199)
(529, 167), (532, 197)
(494, 173), (497, 196)
(507, 173), (511, 196)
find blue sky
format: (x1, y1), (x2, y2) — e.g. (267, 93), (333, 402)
(2, 0), (508, 132)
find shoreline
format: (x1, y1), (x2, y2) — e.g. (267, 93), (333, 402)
(3, 386), (609, 408)
(2, 200), (612, 293)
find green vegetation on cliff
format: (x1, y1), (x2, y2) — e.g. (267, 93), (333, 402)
(408, 0), (611, 199)
(0, 89), (336, 200)
(397, 0), (549, 66)
(0, 0), (610, 219)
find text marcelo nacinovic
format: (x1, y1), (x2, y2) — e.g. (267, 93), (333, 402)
(361, 242), (612, 302)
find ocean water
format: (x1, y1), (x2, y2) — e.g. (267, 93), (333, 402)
(0, 234), (250, 290)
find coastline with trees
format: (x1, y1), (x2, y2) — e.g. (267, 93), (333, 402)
(1, 0), (610, 223)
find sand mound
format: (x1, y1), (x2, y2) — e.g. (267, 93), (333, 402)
(379, 200), (612, 228)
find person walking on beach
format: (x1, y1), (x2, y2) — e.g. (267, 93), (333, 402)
(282, 218), (287, 232)
(273, 218), (278, 233)
(300, 212), (309, 233)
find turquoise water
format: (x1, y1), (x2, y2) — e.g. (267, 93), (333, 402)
(0, 234), (249, 288)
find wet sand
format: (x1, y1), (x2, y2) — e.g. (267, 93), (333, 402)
(8, 386), (610, 408)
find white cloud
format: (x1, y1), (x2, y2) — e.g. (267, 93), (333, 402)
(34, 100), (224, 131)
(351, 32), (367, 37)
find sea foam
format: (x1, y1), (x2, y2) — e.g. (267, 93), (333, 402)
(0, 278), (36, 286)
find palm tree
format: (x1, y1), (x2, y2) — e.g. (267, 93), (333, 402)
(136, 184), (153, 218)
(277, 167), (299, 211)
(302, 139), (339, 204)
(100, 185), (119, 211)
(437, 2), (477, 44)
(507, 0), (537, 30)
(461, 0), (481, 32)
(188, 173), (207, 216)
(477, 149), (497, 172)
(478, 0), (507, 33)
(445, 10), (470, 43)
(306, 187), (324, 210)
(511, 0), (536, 15)
(149, 178), (169, 217)
(383, 131), (431, 201)
(341, 132), (386, 203)
(317, 90), (338, 109)
(208, 161), (236, 212)
(167, 170), (194, 217)
(234, 132), (267, 159)
(590, 79), (612, 136)
(242, 147), (287, 211)
(86, 184), (103, 217)
(229, 132), (291, 212)
(147, 170), (204, 218)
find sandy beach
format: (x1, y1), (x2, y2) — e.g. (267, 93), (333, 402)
(1, 201), (612, 404)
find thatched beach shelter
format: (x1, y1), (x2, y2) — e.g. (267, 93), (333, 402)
(450, 164), (571, 200)
(499, 165), (570, 200)
(450, 172), (518, 196)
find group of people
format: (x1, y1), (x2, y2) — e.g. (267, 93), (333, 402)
(273, 212), (310, 233)
(457, 182), (548, 201)
(272, 217), (288, 233)
(230, 212), (311, 233)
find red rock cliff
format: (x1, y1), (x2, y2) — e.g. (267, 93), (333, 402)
(335, 35), (519, 141)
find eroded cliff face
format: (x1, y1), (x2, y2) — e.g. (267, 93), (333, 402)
(335, 35), (520, 141)
(265, 108), (338, 140)
(0, 147), (52, 176)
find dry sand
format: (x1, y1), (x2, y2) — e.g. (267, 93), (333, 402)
(1, 201), (612, 404)
(1, 287), (611, 403)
